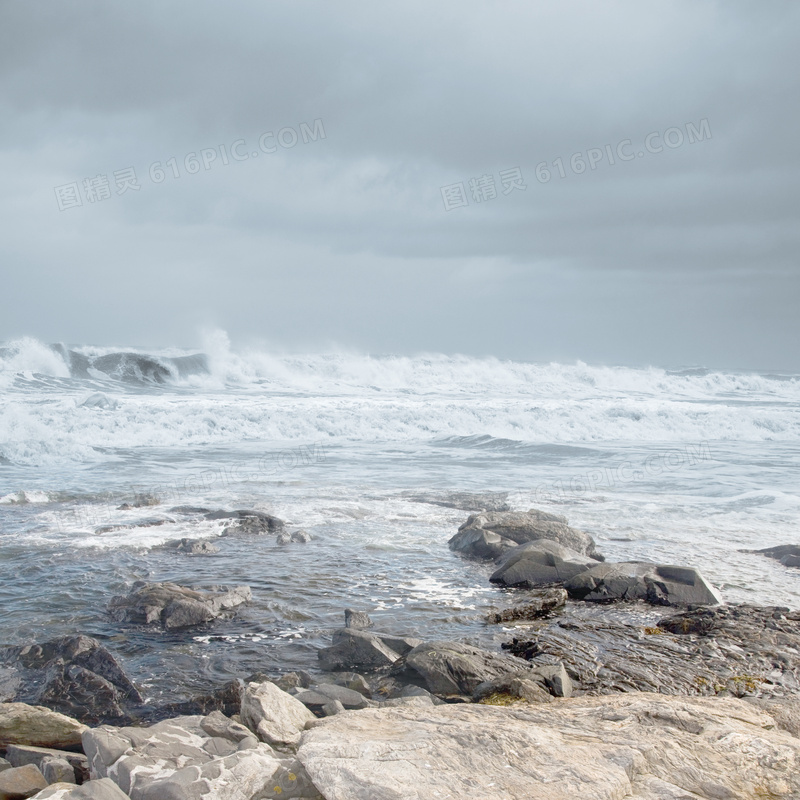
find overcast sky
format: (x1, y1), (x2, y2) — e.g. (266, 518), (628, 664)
(1, 0), (798, 370)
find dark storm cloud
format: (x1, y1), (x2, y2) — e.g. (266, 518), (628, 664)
(0, 0), (798, 369)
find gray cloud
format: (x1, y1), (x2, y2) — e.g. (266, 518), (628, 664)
(1, 0), (798, 369)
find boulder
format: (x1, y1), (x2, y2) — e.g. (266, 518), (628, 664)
(333, 673), (371, 697)
(108, 582), (251, 629)
(0, 637), (143, 724)
(33, 778), (131, 799)
(490, 539), (597, 588)
(82, 714), (289, 800)
(0, 759), (9, 773)
(290, 530), (312, 543)
(565, 561), (723, 606)
(0, 764), (47, 799)
(488, 587), (568, 623)
(162, 537), (220, 555)
(344, 609), (372, 630)
(450, 510), (601, 560)
(394, 641), (529, 696)
(317, 630), (402, 672)
(239, 681), (316, 748)
(296, 693), (800, 799)
(0, 705), (87, 750)
(40, 757), (76, 785)
(4, 745), (88, 784)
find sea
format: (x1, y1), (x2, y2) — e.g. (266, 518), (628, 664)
(1, 332), (799, 707)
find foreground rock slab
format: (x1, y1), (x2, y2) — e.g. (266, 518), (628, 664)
(449, 509), (601, 561)
(565, 561), (723, 606)
(297, 693), (800, 799)
(0, 763), (47, 799)
(34, 778), (130, 799)
(0, 704), (87, 750)
(239, 681), (316, 748)
(108, 581), (251, 629)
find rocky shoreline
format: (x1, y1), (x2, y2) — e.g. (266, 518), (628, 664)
(1, 505), (799, 798)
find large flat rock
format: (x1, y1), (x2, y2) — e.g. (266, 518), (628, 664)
(0, 703), (87, 750)
(565, 561), (723, 605)
(297, 693), (800, 799)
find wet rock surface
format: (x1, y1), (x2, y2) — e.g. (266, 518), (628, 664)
(0, 638), (143, 725)
(502, 602), (800, 698)
(747, 543), (800, 568)
(108, 582), (251, 629)
(565, 561), (723, 606)
(490, 539), (597, 588)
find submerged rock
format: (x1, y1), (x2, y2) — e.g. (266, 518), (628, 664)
(317, 630), (403, 672)
(565, 561), (723, 606)
(490, 539), (597, 588)
(296, 693), (800, 799)
(449, 509), (602, 561)
(748, 543), (800, 568)
(108, 582), (251, 629)
(0, 637), (143, 725)
(213, 509), (285, 534)
(160, 537), (220, 554)
(405, 491), (511, 512)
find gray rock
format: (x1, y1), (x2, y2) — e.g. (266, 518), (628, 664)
(5, 745), (89, 784)
(272, 671), (312, 692)
(490, 539), (597, 588)
(398, 685), (444, 705)
(447, 528), (517, 560)
(302, 684), (371, 711)
(366, 633), (422, 657)
(321, 700), (345, 717)
(0, 764), (47, 798)
(275, 532), (291, 545)
(334, 673), (371, 697)
(344, 609), (372, 630)
(82, 715), (284, 800)
(108, 582), (251, 629)
(450, 509), (601, 561)
(0, 704), (87, 750)
(0, 758), (10, 773)
(565, 561), (723, 606)
(318, 630), (402, 672)
(395, 641), (529, 696)
(405, 491), (511, 513)
(41, 756), (76, 785)
(488, 587), (568, 623)
(163, 537), (219, 555)
(0, 637), (143, 725)
(296, 694), (800, 799)
(749, 544), (800, 568)
(199, 710), (253, 743)
(290, 530), (312, 543)
(217, 510), (284, 534)
(473, 664), (573, 702)
(33, 778), (131, 799)
(239, 681), (316, 748)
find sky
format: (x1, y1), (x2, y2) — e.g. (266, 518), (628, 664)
(1, 0), (798, 371)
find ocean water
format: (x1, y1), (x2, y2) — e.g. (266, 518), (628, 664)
(1, 333), (799, 706)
